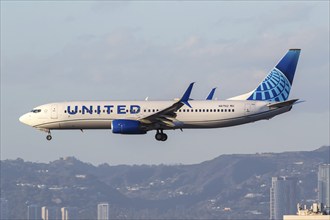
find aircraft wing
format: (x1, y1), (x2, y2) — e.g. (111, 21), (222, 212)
(139, 83), (194, 128)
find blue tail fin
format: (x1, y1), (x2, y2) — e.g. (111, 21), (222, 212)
(247, 49), (301, 102)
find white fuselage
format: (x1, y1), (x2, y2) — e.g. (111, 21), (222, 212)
(18, 49), (301, 141)
(19, 100), (291, 132)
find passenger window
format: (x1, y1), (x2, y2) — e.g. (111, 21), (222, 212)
(225, 109), (227, 112)
(203, 109), (205, 112)
(232, 109), (235, 112)
(210, 109), (212, 112)
(221, 109), (223, 112)
(206, 109), (209, 112)
(228, 109), (231, 112)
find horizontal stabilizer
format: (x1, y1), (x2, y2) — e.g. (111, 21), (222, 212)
(267, 99), (299, 108)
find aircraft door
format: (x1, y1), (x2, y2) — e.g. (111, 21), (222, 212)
(51, 104), (58, 119)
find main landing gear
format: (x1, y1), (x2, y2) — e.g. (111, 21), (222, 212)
(46, 131), (52, 141)
(155, 129), (167, 141)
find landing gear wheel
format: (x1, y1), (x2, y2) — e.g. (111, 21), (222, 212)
(155, 130), (168, 141)
(161, 133), (168, 141)
(46, 134), (52, 141)
(155, 133), (163, 141)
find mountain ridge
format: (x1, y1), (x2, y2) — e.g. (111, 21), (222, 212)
(1, 146), (329, 219)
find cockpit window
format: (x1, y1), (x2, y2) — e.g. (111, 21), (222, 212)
(31, 109), (41, 113)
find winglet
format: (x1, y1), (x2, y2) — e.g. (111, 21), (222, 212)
(206, 87), (217, 100)
(180, 82), (195, 108)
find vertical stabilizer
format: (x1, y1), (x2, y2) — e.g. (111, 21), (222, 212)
(228, 49), (301, 102)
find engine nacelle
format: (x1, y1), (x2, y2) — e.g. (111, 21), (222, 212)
(111, 119), (146, 134)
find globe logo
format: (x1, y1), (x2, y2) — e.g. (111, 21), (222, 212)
(248, 68), (291, 102)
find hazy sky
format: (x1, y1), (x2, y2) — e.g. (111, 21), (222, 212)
(1, 1), (329, 165)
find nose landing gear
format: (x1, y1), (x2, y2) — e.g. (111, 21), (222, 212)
(155, 130), (167, 141)
(46, 131), (52, 141)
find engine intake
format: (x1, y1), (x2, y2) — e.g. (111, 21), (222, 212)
(111, 119), (146, 134)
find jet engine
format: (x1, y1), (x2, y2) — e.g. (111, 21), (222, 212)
(111, 119), (146, 134)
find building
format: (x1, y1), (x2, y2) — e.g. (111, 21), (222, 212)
(318, 164), (330, 210)
(27, 204), (42, 220)
(97, 203), (109, 220)
(283, 203), (329, 220)
(0, 198), (8, 220)
(61, 207), (78, 220)
(284, 215), (330, 220)
(41, 206), (60, 220)
(270, 176), (298, 220)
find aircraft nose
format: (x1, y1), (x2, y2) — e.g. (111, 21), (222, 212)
(19, 113), (31, 126)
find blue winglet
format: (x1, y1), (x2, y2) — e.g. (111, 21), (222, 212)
(180, 82), (195, 108)
(206, 87), (216, 100)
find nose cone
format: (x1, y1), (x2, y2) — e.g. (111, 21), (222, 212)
(19, 113), (31, 126)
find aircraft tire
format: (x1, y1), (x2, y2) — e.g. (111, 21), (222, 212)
(46, 135), (52, 141)
(161, 133), (168, 141)
(155, 133), (163, 141)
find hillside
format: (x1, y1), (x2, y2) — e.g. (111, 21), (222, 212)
(1, 146), (329, 219)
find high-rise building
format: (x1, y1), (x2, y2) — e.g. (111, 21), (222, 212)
(270, 176), (298, 220)
(61, 207), (78, 220)
(97, 203), (109, 220)
(318, 164), (330, 209)
(0, 198), (8, 220)
(41, 206), (60, 220)
(27, 204), (42, 220)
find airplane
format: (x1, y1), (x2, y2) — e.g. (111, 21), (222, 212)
(19, 49), (301, 142)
